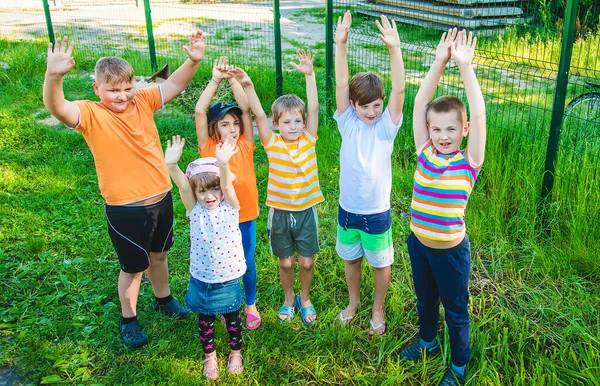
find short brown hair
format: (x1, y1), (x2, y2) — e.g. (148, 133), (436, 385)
(271, 94), (305, 123)
(349, 72), (385, 105)
(426, 96), (467, 126)
(208, 110), (245, 142)
(189, 172), (220, 193)
(95, 57), (134, 84)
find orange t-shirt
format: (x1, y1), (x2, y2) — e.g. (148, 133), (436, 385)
(74, 87), (171, 205)
(200, 136), (259, 222)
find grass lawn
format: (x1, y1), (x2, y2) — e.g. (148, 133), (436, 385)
(0, 37), (599, 385)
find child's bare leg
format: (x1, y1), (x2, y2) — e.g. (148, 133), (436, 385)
(342, 258), (362, 318)
(278, 255), (296, 321)
(298, 255), (316, 323)
(118, 270), (143, 317)
(146, 251), (170, 298)
(372, 266), (391, 328)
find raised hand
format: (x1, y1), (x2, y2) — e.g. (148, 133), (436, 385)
(46, 36), (75, 76)
(289, 50), (315, 75)
(215, 135), (239, 164)
(212, 56), (232, 80)
(375, 15), (400, 49)
(183, 30), (206, 62)
(335, 10), (352, 44)
(451, 29), (476, 66)
(165, 135), (185, 165)
(228, 68), (252, 88)
(436, 28), (458, 63)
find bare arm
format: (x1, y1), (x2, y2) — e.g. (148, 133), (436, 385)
(376, 15), (405, 125)
(195, 58), (229, 149)
(335, 11), (351, 114)
(161, 31), (206, 104)
(413, 28), (458, 151)
(452, 30), (486, 165)
(216, 136), (240, 210)
(43, 36), (79, 128)
(290, 50), (318, 136)
(230, 68), (271, 145)
(229, 77), (254, 144)
(164, 136), (197, 212)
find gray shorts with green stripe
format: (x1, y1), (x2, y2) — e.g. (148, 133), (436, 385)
(335, 205), (394, 268)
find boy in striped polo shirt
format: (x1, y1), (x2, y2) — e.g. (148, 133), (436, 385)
(231, 50), (323, 326)
(397, 29), (486, 386)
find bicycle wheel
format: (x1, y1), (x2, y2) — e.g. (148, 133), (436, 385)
(562, 92), (600, 153)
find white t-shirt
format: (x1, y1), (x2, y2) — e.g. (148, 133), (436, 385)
(334, 106), (402, 215)
(187, 201), (246, 283)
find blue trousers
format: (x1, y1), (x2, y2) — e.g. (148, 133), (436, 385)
(407, 232), (471, 366)
(240, 220), (257, 305)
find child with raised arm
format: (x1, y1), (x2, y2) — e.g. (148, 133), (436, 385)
(195, 56), (262, 330)
(396, 29), (486, 386)
(165, 135), (245, 380)
(231, 50), (323, 326)
(334, 11), (405, 338)
(42, 33), (206, 349)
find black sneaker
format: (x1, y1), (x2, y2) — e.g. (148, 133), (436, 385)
(153, 298), (191, 319)
(119, 320), (148, 349)
(439, 367), (466, 386)
(396, 340), (440, 361)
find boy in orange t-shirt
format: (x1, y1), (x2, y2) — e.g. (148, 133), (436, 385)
(43, 32), (206, 348)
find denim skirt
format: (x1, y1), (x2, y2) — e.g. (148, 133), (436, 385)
(185, 276), (242, 316)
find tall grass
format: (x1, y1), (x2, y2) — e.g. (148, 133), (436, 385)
(1, 38), (599, 385)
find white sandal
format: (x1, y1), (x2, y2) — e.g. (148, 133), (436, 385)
(201, 355), (219, 380)
(227, 352), (243, 375)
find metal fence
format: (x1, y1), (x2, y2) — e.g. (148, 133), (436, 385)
(0, 0), (598, 219)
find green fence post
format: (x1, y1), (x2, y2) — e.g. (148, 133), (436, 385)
(274, 0), (283, 97)
(42, 0), (55, 45)
(143, 0), (158, 72)
(325, 0), (334, 116)
(539, 0), (578, 227)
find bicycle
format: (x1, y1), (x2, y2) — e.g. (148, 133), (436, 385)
(561, 80), (600, 153)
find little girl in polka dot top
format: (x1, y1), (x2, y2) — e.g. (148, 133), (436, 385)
(165, 134), (245, 380)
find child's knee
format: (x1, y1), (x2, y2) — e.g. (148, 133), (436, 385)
(298, 256), (314, 271)
(149, 251), (167, 264)
(278, 257), (295, 271)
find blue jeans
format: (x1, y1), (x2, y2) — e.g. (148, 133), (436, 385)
(407, 232), (471, 367)
(240, 220), (257, 305)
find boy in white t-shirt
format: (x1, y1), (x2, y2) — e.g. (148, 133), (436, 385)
(333, 11), (405, 338)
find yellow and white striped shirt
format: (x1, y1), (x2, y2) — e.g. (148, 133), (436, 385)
(263, 130), (324, 211)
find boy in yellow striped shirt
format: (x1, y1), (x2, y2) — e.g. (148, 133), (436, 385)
(230, 50), (322, 326)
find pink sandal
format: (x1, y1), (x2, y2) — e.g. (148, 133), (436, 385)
(227, 352), (243, 375)
(201, 355), (219, 380)
(245, 307), (262, 331)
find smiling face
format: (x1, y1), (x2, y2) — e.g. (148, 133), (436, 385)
(274, 109), (304, 142)
(93, 79), (135, 113)
(195, 185), (223, 210)
(427, 110), (469, 154)
(214, 113), (241, 142)
(351, 98), (384, 124)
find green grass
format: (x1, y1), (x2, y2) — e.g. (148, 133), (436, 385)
(1, 34), (600, 386)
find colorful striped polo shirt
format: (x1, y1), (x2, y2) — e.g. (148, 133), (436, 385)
(410, 140), (482, 241)
(263, 130), (324, 211)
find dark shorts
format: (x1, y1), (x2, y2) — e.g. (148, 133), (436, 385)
(104, 192), (174, 273)
(185, 276), (242, 316)
(267, 206), (319, 258)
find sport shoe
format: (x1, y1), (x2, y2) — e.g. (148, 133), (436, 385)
(153, 298), (191, 319)
(396, 340), (440, 361)
(119, 320), (148, 349)
(439, 366), (465, 386)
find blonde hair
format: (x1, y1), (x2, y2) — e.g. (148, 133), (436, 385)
(271, 94), (305, 123)
(349, 72), (385, 105)
(95, 57), (134, 84)
(426, 96), (467, 126)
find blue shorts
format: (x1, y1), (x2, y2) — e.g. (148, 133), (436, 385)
(185, 276), (242, 316)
